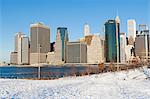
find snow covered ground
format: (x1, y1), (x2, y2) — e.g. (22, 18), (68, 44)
(0, 67), (150, 99)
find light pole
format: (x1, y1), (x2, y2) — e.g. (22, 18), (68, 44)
(38, 44), (41, 79)
(36, 24), (41, 79)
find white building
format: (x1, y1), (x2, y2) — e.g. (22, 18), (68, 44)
(125, 45), (134, 62)
(15, 32), (24, 52)
(120, 33), (126, 63)
(127, 19), (136, 44)
(85, 34), (104, 64)
(55, 31), (63, 63)
(17, 34), (29, 65)
(84, 23), (90, 36)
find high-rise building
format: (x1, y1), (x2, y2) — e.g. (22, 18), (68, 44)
(55, 27), (68, 62)
(105, 18), (120, 63)
(84, 23), (90, 36)
(12, 32), (29, 65)
(127, 19), (136, 45)
(55, 31), (62, 62)
(10, 32), (22, 65)
(120, 33), (126, 63)
(30, 23), (50, 64)
(14, 32), (24, 52)
(84, 34), (104, 64)
(18, 35), (29, 64)
(135, 27), (149, 61)
(66, 41), (87, 63)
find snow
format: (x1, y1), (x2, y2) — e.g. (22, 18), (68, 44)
(0, 67), (150, 99)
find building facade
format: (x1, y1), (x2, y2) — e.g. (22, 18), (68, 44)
(55, 31), (62, 63)
(11, 32), (29, 65)
(66, 42), (87, 63)
(135, 29), (149, 61)
(55, 27), (68, 63)
(18, 35), (29, 65)
(85, 34), (104, 64)
(14, 32), (24, 52)
(127, 19), (136, 45)
(105, 19), (120, 63)
(10, 52), (18, 65)
(30, 23), (50, 64)
(120, 33), (126, 63)
(125, 45), (134, 62)
(46, 52), (55, 64)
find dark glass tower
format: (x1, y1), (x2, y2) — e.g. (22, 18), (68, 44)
(57, 27), (69, 61)
(105, 19), (120, 62)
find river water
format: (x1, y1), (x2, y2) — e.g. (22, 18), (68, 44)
(0, 66), (99, 79)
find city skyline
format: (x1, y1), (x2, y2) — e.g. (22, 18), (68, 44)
(0, 0), (150, 62)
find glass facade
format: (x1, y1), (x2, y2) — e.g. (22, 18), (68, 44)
(105, 20), (120, 62)
(57, 27), (69, 61)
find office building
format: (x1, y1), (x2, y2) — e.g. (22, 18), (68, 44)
(55, 27), (68, 63)
(127, 20), (136, 45)
(84, 23), (90, 36)
(11, 32), (29, 65)
(30, 23), (50, 64)
(84, 34), (104, 64)
(120, 33), (126, 63)
(10, 52), (18, 65)
(66, 42), (87, 63)
(105, 18), (120, 63)
(14, 32), (24, 52)
(135, 27), (149, 61)
(18, 35), (29, 65)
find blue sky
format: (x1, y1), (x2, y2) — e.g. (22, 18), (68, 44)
(0, 0), (149, 62)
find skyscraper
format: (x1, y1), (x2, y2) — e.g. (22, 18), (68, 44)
(84, 23), (90, 36)
(105, 18), (120, 63)
(120, 33), (126, 63)
(55, 27), (68, 62)
(18, 35), (29, 64)
(15, 32), (24, 52)
(30, 22), (50, 64)
(135, 25), (149, 61)
(11, 32), (29, 65)
(127, 19), (136, 45)
(10, 32), (24, 65)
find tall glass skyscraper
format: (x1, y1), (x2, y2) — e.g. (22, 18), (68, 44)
(105, 19), (120, 62)
(55, 27), (69, 62)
